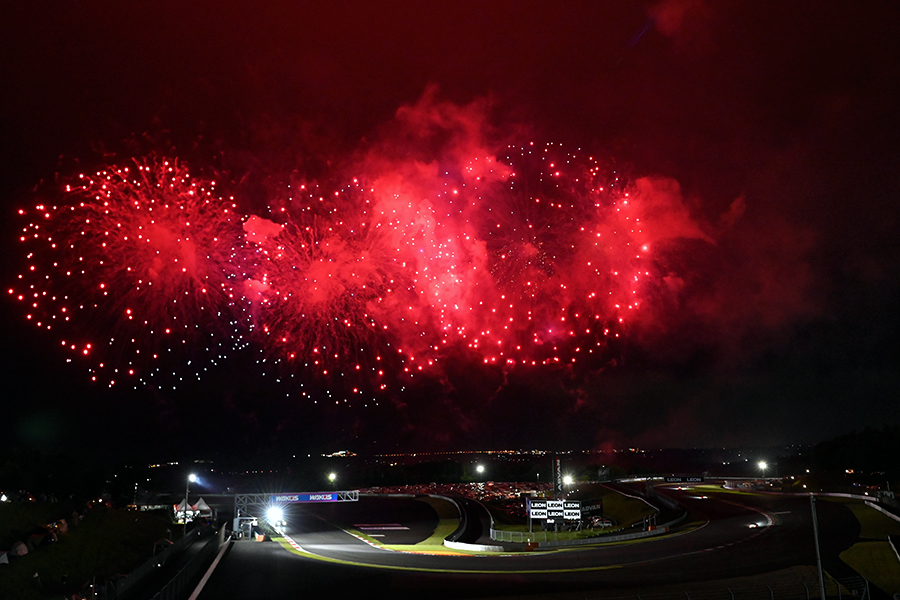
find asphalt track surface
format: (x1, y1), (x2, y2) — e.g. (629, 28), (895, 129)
(195, 487), (861, 599)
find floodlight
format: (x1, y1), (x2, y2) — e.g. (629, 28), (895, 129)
(267, 506), (284, 523)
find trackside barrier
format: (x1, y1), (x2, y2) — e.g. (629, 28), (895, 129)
(491, 482), (687, 547)
(889, 535), (900, 564)
(722, 483), (900, 521)
(110, 529), (202, 599)
(490, 511), (688, 547)
(444, 539), (507, 552)
(490, 529), (552, 543)
(439, 496), (467, 543)
(151, 527), (228, 600)
(653, 493), (680, 511)
(585, 575), (870, 600)
(864, 500), (900, 523)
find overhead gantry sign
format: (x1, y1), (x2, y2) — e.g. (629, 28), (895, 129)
(234, 490), (359, 518)
(269, 491), (359, 503)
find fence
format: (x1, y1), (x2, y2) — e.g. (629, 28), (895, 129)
(490, 525), (654, 545)
(490, 494), (687, 547)
(490, 509), (688, 547)
(151, 526), (228, 600)
(108, 529), (202, 599)
(490, 528), (551, 543)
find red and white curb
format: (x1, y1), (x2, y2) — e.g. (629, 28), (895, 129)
(282, 534), (308, 553)
(343, 528), (393, 550)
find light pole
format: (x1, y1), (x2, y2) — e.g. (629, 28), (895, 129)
(810, 494), (827, 600)
(183, 473), (196, 537)
(476, 464), (485, 478)
(328, 472), (337, 489)
(758, 461), (768, 479)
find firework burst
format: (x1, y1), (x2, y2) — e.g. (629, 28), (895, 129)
(12, 158), (245, 387)
(11, 139), (709, 404)
(241, 179), (414, 404)
(456, 143), (635, 369)
(357, 143), (653, 374)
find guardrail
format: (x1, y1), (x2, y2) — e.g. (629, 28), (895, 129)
(490, 509), (689, 547)
(439, 495), (468, 543)
(109, 529), (202, 599)
(151, 526), (228, 600)
(542, 510), (689, 548)
(490, 481), (688, 547)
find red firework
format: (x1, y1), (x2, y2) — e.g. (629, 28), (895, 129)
(358, 142), (680, 373)
(11, 157), (245, 387)
(240, 179), (414, 403)
(459, 143), (637, 368)
(11, 141), (707, 403)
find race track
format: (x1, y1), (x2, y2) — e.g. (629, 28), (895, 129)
(196, 486), (861, 599)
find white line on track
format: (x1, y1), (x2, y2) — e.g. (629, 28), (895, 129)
(188, 539), (231, 600)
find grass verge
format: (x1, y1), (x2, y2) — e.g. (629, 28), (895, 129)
(825, 499), (900, 539)
(840, 541), (900, 595)
(0, 506), (173, 600)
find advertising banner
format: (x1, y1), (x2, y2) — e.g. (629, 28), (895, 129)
(527, 498), (581, 520)
(527, 498), (547, 519)
(547, 499), (565, 519)
(563, 500), (581, 520)
(664, 476), (705, 484)
(554, 457), (562, 498)
(269, 492), (338, 503)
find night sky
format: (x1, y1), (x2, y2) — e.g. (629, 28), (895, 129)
(2, 1), (898, 465)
